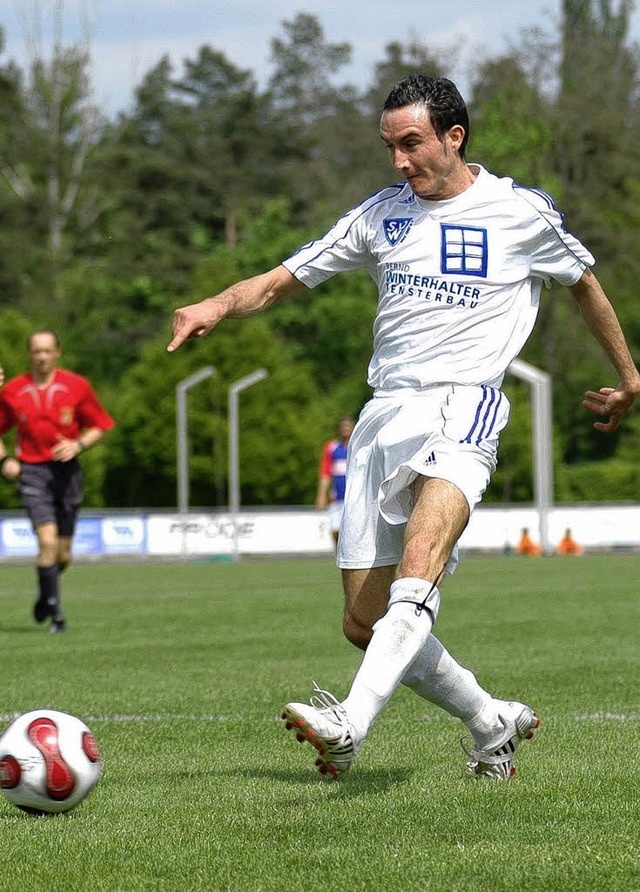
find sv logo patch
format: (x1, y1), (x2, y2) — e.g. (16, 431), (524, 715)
(383, 218), (413, 246)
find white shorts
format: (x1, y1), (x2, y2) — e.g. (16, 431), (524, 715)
(337, 385), (510, 574)
(328, 501), (344, 533)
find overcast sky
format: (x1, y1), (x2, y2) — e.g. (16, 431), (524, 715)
(0, 0), (637, 117)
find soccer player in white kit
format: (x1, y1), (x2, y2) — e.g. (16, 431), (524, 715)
(168, 75), (640, 780)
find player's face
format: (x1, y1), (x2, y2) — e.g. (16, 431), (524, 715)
(338, 419), (354, 440)
(29, 334), (60, 378)
(380, 104), (469, 200)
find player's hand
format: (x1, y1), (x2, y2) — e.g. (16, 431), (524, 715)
(1, 456), (21, 481)
(167, 299), (222, 352)
(51, 438), (83, 462)
(0, 366), (4, 389)
(582, 386), (637, 433)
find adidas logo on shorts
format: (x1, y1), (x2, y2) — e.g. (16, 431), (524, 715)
(424, 451), (437, 466)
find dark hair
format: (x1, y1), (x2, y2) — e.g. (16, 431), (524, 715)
(383, 74), (470, 158)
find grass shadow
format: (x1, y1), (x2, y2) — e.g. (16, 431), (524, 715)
(232, 765), (413, 794)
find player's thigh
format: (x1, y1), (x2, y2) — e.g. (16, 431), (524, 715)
(18, 462), (56, 527)
(342, 565), (396, 649)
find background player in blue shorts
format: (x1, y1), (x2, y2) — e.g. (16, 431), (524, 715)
(315, 415), (355, 550)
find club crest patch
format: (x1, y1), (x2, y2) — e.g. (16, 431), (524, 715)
(383, 218), (413, 246)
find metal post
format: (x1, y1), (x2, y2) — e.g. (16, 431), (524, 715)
(176, 367), (216, 555)
(508, 358), (553, 553)
(228, 369), (268, 559)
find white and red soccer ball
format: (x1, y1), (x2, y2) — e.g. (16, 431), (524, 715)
(0, 709), (101, 814)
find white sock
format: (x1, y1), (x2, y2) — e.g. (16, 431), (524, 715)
(402, 635), (502, 745)
(341, 578), (439, 737)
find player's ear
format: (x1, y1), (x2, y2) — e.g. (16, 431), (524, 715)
(447, 124), (466, 154)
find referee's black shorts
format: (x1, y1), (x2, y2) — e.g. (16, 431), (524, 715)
(16, 460), (84, 536)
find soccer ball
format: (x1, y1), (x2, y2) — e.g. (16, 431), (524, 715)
(0, 709), (101, 814)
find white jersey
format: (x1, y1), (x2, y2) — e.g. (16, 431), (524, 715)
(282, 164), (594, 391)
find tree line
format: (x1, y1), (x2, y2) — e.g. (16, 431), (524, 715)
(0, 2), (639, 512)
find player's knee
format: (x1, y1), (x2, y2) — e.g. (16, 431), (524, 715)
(38, 541), (58, 564)
(342, 611), (373, 651)
(58, 547), (72, 568)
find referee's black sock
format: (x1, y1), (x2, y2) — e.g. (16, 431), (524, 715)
(37, 564), (60, 610)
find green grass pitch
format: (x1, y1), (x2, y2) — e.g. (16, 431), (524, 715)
(0, 554), (638, 892)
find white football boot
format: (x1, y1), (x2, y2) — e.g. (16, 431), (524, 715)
(462, 700), (540, 780)
(281, 682), (362, 780)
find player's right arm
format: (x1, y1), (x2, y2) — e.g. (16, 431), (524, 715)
(0, 391), (20, 479)
(0, 437), (21, 481)
(167, 265), (307, 353)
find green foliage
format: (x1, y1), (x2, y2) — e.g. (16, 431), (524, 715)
(0, 308), (32, 379)
(556, 457), (640, 502)
(54, 259), (175, 383)
(268, 13), (351, 121)
(470, 57), (559, 191)
(0, 310), (32, 508)
(486, 380), (536, 503)
(270, 275), (376, 400)
(1, 10), (639, 509)
(104, 318), (330, 507)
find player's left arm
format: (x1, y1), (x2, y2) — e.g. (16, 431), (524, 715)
(77, 426), (108, 451)
(568, 268), (640, 432)
(51, 384), (115, 463)
(51, 426), (108, 462)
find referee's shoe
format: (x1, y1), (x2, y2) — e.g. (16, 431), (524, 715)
(50, 615), (67, 634)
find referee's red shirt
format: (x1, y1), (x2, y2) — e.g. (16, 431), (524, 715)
(0, 369), (115, 463)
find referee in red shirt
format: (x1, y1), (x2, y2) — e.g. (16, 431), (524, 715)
(0, 331), (114, 632)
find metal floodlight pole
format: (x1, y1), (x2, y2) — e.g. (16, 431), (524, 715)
(176, 366), (216, 516)
(508, 358), (553, 553)
(228, 369), (268, 558)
